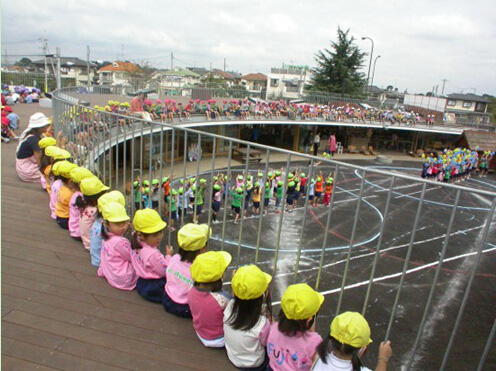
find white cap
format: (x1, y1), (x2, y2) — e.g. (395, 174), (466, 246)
(28, 112), (50, 129)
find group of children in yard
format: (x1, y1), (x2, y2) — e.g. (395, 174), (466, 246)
(25, 108), (392, 370)
(420, 148), (494, 183)
(131, 168), (336, 228)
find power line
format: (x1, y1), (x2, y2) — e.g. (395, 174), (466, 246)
(1, 54), (44, 57)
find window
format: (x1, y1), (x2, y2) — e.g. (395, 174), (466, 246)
(462, 101), (472, 108)
(270, 79), (279, 87)
(447, 100), (456, 106)
(286, 86), (299, 93)
(475, 102), (486, 112)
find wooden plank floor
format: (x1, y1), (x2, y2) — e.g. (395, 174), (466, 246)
(1, 104), (235, 370)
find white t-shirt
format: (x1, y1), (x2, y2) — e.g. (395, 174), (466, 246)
(223, 299), (271, 368)
(314, 135), (321, 144)
(312, 353), (372, 371)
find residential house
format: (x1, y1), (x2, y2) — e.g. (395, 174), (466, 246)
(149, 68), (201, 94)
(266, 65), (312, 99)
(98, 61), (141, 86)
(366, 85), (386, 101)
(186, 67), (209, 77)
(200, 69), (242, 87)
(445, 93), (490, 114)
(32, 57), (97, 86)
(241, 73), (267, 97)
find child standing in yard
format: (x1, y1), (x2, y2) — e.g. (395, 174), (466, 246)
(187, 251), (232, 347)
(168, 189), (178, 231)
(323, 176), (334, 207)
(163, 223), (210, 318)
(212, 184), (222, 223)
(131, 209), (173, 303)
(231, 187), (244, 224)
(267, 283), (324, 371)
(314, 174), (324, 207)
(275, 180), (284, 214)
(98, 202), (137, 290)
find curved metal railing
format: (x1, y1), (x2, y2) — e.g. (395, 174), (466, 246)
(52, 87), (496, 370)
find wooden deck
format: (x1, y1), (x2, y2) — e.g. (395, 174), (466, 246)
(1, 104), (235, 370)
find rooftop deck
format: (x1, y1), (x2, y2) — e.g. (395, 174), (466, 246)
(1, 104), (235, 370)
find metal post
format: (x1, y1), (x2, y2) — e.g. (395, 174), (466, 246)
(206, 138), (217, 236)
(167, 128), (175, 247)
(407, 190), (460, 368)
(130, 117), (136, 214)
(158, 126), (164, 214)
(440, 198), (496, 370)
(335, 169), (366, 313)
(316, 164), (340, 290)
(477, 318), (496, 371)
(220, 141), (233, 251)
(236, 145), (251, 267)
(385, 183), (427, 341)
(362, 176), (395, 314)
(255, 149), (271, 263)
(293, 158), (315, 282)
(193, 134), (202, 222)
(180, 131), (188, 226)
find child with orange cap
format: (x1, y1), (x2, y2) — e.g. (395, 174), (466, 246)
(130, 209), (173, 303)
(162, 223), (210, 318)
(187, 251), (232, 348)
(98, 202), (137, 290)
(313, 312), (393, 371)
(267, 283), (324, 371)
(224, 265), (273, 370)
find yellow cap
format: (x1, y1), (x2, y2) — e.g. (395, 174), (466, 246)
(281, 283), (324, 320)
(52, 160), (77, 177)
(39, 137), (56, 149)
(44, 145), (61, 158)
(232, 265), (272, 300)
(177, 223), (212, 251)
(102, 202), (130, 222)
(53, 148), (72, 160)
(190, 251), (232, 283)
(133, 209), (166, 234)
(330, 312), (372, 348)
(80, 176), (110, 196)
(98, 190), (126, 212)
(69, 167), (94, 183)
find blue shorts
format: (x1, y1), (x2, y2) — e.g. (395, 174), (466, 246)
(212, 201), (221, 212)
(162, 291), (192, 318)
(152, 200), (159, 209)
(196, 204), (203, 214)
(136, 277), (166, 303)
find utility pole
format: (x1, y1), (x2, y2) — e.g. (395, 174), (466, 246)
(87, 45), (91, 86)
(42, 37), (49, 93)
(171, 52), (174, 70)
(56, 47), (61, 90)
(441, 79), (448, 95)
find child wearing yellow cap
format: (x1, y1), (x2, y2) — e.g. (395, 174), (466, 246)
(313, 312), (393, 371)
(49, 160), (71, 219)
(98, 202), (137, 290)
(163, 223), (210, 318)
(187, 250), (232, 348)
(78, 177), (110, 251)
(267, 283), (324, 371)
(90, 191), (126, 267)
(38, 137), (57, 190)
(68, 167), (94, 240)
(54, 161), (78, 230)
(130, 209), (173, 303)
(224, 265), (272, 370)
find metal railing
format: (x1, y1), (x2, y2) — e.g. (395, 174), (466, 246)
(52, 87), (496, 370)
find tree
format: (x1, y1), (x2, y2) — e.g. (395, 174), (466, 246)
(310, 27), (367, 96)
(486, 96), (496, 124)
(15, 58), (33, 67)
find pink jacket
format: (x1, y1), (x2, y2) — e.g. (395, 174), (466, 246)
(68, 191), (82, 237)
(80, 206), (97, 250)
(98, 233), (137, 290)
(50, 179), (62, 219)
(165, 254), (194, 304)
(131, 241), (171, 279)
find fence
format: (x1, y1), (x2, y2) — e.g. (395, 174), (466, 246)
(1, 71), (75, 93)
(52, 86), (496, 370)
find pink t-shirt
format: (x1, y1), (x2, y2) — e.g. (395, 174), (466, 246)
(130, 96), (144, 113)
(267, 323), (323, 371)
(97, 233), (137, 290)
(131, 242), (171, 279)
(164, 254), (194, 304)
(68, 191), (82, 237)
(50, 179), (63, 219)
(188, 287), (230, 340)
(80, 206), (97, 251)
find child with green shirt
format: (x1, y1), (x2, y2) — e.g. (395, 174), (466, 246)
(231, 187), (244, 224)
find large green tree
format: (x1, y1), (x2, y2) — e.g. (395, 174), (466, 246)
(310, 28), (367, 96)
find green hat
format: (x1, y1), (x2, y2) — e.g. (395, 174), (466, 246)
(180, 179), (184, 185)
(258, 172), (263, 178)
(200, 178), (207, 184)
(268, 172), (273, 177)
(275, 171), (281, 176)
(179, 187), (184, 195)
(171, 189), (178, 196)
(317, 176), (322, 182)
(143, 180), (150, 186)
(237, 175), (244, 181)
(288, 173), (294, 179)
(311, 178), (315, 183)
(277, 180), (283, 186)
(300, 173), (306, 177)
(213, 176), (219, 182)
(288, 181), (295, 187)
(247, 175), (252, 180)
(191, 185), (197, 191)
(144, 187), (150, 194)
(255, 182), (260, 187)
(266, 181), (270, 188)
(236, 187), (243, 194)
(152, 179), (159, 185)
(213, 184), (221, 191)
(133, 181), (139, 187)
(162, 177), (169, 183)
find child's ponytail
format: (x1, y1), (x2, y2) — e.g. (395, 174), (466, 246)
(316, 336), (331, 364)
(130, 231), (143, 250)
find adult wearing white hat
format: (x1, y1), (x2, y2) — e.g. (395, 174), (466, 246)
(15, 112), (51, 182)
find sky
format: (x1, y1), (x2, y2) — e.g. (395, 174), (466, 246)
(2, 0), (496, 96)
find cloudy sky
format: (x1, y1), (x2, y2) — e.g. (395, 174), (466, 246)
(2, 0), (495, 95)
